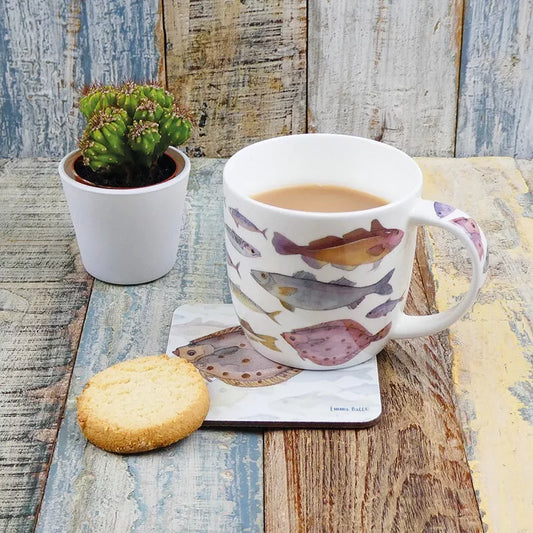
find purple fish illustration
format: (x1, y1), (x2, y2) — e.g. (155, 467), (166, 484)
(251, 269), (394, 312)
(434, 202), (456, 218)
(229, 207), (267, 238)
(452, 217), (484, 259)
(229, 279), (281, 323)
(226, 250), (241, 278)
(366, 296), (403, 318)
(272, 219), (403, 269)
(282, 319), (391, 366)
(173, 326), (301, 386)
(225, 224), (261, 257)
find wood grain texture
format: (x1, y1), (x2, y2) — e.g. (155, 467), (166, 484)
(456, 0), (533, 158)
(0, 159), (93, 531)
(264, 233), (483, 532)
(0, 0), (161, 158)
(307, 0), (464, 156)
(36, 159), (264, 533)
(2, 0), (533, 160)
(418, 157), (533, 532)
(164, 0), (307, 157)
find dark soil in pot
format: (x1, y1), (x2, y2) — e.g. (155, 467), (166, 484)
(73, 153), (178, 189)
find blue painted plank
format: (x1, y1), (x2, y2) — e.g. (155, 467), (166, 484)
(0, 159), (94, 532)
(0, 0), (161, 158)
(36, 159), (264, 533)
(456, 0), (533, 157)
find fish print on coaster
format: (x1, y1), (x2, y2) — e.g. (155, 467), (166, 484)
(166, 303), (382, 428)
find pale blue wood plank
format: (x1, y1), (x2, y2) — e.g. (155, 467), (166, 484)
(456, 0), (533, 157)
(36, 159), (264, 533)
(0, 159), (93, 532)
(0, 0), (161, 158)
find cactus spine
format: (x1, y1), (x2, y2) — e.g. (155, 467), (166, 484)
(78, 82), (192, 187)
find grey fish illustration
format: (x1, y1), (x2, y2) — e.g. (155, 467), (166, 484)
(238, 318), (281, 352)
(251, 269), (394, 312)
(366, 296), (403, 318)
(225, 224), (261, 257)
(282, 319), (391, 366)
(272, 219), (403, 270)
(434, 202), (455, 218)
(173, 326), (301, 387)
(226, 250), (241, 277)
(229, 207), (267, 238)
(229, 279), (281, 323)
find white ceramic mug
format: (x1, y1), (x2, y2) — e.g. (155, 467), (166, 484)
(223, 134), (488, 370)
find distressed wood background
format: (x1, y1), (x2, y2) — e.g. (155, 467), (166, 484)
(0, 0), (531, 159)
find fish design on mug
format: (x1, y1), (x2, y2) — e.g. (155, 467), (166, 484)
(251, 269), (394, 312)
(225, 224), (261, 257)
(238, 318), (281, 352)
(229, 279), (281, 323)
(229, 207), (267, 238)
(434, 202), (456, 218)
(173, 326), (301, 387)
(366, 296), (404, 318)
(272, 219), (404, 269)
(226, 250), (241, 278)
(282, 319), (392, 366)
(452, 217), (484, 260)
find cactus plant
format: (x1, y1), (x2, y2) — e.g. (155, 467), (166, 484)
(77, 81), (192, 187)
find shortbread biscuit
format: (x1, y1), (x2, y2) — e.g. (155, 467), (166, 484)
(77, 355), (209, 453)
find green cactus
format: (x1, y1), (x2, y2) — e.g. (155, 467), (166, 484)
(77, 81), (192, 187)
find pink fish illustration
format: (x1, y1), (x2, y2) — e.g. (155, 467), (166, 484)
(452, 217), (484, 259)
(434, 202), (455, 218)
(272, 219), (403, 269)
(229, 207), (267, 238)
(282, 319), (391, 366)
(173, 326), (301, 387)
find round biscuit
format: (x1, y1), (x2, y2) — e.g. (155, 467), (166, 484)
(76, 354), (210, 453)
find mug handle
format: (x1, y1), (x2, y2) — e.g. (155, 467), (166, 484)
(390, 199), (488, 339)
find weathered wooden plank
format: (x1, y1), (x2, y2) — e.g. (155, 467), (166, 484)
(36, 159), (263, 533)
(0, 159), (93, 531)
(264, 233), (483, 532)
(456, 1), (533, 158)
(418, 157), (533, 532)
(307, 0), (463, 156)
(0, 0), (161, 158)
(164, 0), (307, 157)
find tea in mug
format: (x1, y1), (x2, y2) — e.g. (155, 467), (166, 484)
(252, 184), (387, 213)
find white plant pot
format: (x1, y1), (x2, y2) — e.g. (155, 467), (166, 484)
(58, 146), (190, 285)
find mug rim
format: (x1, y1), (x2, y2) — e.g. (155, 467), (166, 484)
(224, 134), (423, 218)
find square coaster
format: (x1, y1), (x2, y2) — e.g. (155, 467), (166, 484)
(166, 304), (382, 428)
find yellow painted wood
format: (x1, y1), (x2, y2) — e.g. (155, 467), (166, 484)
(416, 157), (533, 533)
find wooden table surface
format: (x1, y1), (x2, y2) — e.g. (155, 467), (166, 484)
(1, 157), (532, 532)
